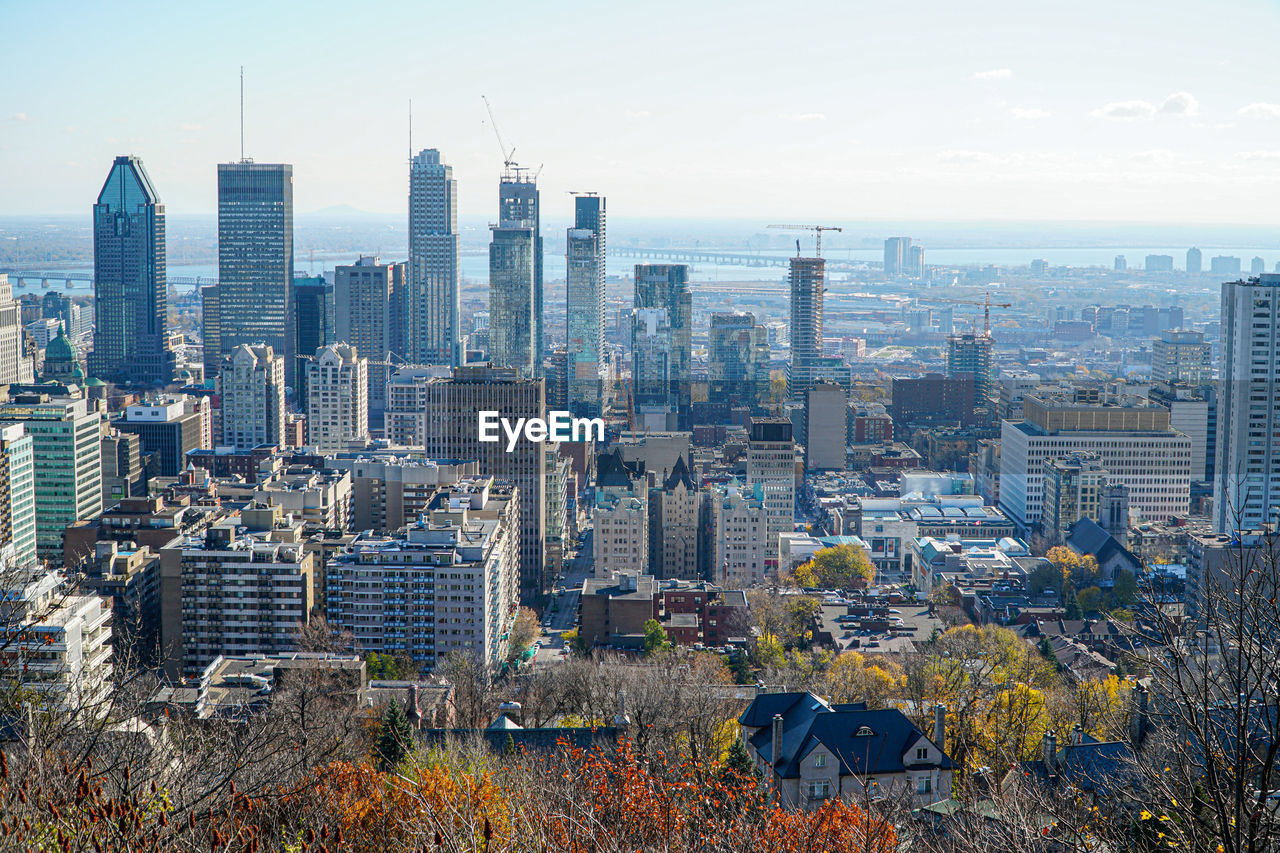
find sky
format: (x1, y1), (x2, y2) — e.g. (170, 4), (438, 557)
(4, 0), (1280, 225)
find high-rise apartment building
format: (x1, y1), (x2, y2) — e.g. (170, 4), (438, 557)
(633, 264), (691, 419)
(1000, 393), (1191, 531)
(709, 312), (769, 408)
(325, 453), (478, 534)
(384, 366), (546, 601)
(325, 477), (519, 674)
(219, 344), (285, 450)
(408, 149), (459, 366)
(593, 452), (648, 580)
(1215, 274), (1280, 532)
(0, 424), (36, 567)
(1211, 256), (1242, 276)
(1152, 329), (1212, 385)
(746, 418), (795, 561)
(334, 256), (405, 418)
(489, 174), (542, 377)
(947, 333), (994, 403)
(566, 194), (606, 416)
(787, 256), (826, 399)
(215, 162), (294, 384)
(1186, 247), (1202, 274)
(1040, 452), (1112, 545)
(306, 343), (368, 453)
(0, 277), (24, 386)
(805, 381), (848, 471)
(631, 308), (673, 408)
(0, 393), (102, 560)
(89, 155), (172, 384)
(1146, 254), (1175, 272)
(884, 237), (914, 277)
(712, 481), (770, 587)
(292, 275), (330, 409)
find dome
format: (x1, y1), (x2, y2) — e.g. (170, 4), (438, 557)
(44, 329), (76, 363)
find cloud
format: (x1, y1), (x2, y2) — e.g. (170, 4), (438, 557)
(972, 68), (1013, 80)
(1159, 92), (1198, 116)
(1091, 100), (1156, 120)
(1239, 102), (1280, 119)
(778, 112), (826, 121)
(179, 122), (204, 132)
(8, 113), (30, 122)
(1010, 107), (1051, 120)
(1237, 150), (1280, 162)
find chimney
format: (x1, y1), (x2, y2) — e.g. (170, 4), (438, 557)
(1130, 685), (1149, 745)
(405, 684), (423, 730)
(1070, 722), (1083, 746)
(771, 713), (784, 769)
(933, 704), (946, 751)
(498, 700), (523, 727)
(614, 690), (630, 729)
(1042, 730), (1057, 773)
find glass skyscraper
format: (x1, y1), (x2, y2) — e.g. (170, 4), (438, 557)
(408, 149), (459, 366)
(90, 155), (172, 385)
(216, 162), (294, 385)
(566, 194), (606, 416)
(633, 264), (692, 422)
(489, 173), (542, 378)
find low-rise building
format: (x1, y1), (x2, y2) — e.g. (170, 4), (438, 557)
(578, 572), (658, 649)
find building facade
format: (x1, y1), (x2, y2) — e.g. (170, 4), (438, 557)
(219, 344), (286, 450)
(566, 194), (606, 416)
(305, 343), (369, 453)
(746, 418), (796, 559)
(408, 148), (460, 366)
(334, 256), (405, 417)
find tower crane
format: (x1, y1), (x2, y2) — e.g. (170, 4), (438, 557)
(767, 224), (844, 257)
(927, 292), (1011, 337)
(481, 95), (517, 172)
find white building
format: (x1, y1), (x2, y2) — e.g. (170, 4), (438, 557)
(326, 452), (478, 534)
(219, 344), (285, 450)
(1216, 275), (1280, 532)
(713, 481), (770, 587)
(1000, 393), (1192, 531)
(0, 276), (25, 385)
(0, 424), (36, 567)
(0, 567), (112, 711)
(305, 343), (369, 453)
(1152, 329), (1212, 386)
(746, 418), (796, 560)
(593, 452), (648, 580)
(325, 477), (519, 674)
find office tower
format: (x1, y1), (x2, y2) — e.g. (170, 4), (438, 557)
(115, 398), (206, 475)
(306, 343), (369, 453)
(292, 275), (329, 409)
(907, 244), (926, 278)
(334, 256), (405, 418)
(883, 237), (910, 277)
(384, 366), (546, 602)
(746, 417), (795, 559)
(566, 194), (606, 416)
(0, 277), (23, 386)
(215, 162), (294, 384)
(1215, 274), (1280, 532)
(592, 452), (648, 580)
(0, 424), (36, 567)
(947, 332), (993, 404)
(633, 264), (692, 417)
(999, 393), (1191, 531)
(408, 149), (459, 366)
(89, 156), (172, 385)
(0, 393), (103, 560)
(1186, 247), (1202, 274)
(489, 173), (542, 377)
(787, 256), (826, 399)
(1152, 329), (1211, 385)
(805, 381), (848, 471)
(159, 508), (315, 678)
(219, 344), (285, 450)
(200, 284), (220, 386)
(100, 428), (145, 509)
(1145, 254), (1174, 272)
(631, 308), (673, 409)
(546, 347), (569, 412)
(1114, 255), (1127, 271)
(1253, 256), (1266, 275)
(0, 570), (112, 708)
(325, 477), (519, 674)
(709, 312), (769, 408)
(1040, 452), (1111, 545)
(1211, 255), (1242, 276)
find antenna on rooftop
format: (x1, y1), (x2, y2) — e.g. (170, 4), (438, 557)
(408, 98), (413, 165)
(239, 66), (245, 162)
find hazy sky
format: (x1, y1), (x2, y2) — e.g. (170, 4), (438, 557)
(4, 0), (1280, 224)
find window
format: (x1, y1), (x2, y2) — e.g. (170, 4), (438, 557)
(917, 776), (932, 794)
(916, 747), (928, 760)
(808, 781), (830, 800)
(814, 753), (826, 768)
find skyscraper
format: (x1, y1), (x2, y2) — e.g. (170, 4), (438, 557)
(334, 256), (405, 419)
(566, 194), (606, 416)
(633, 264), (691, 418)
(709, 312), (769, 408)
(884, 237), (911, 277)
(947, 332), (993, 404)
(0, 276), (24, 386)
(215, 162), (294, 385)
(292, 276), (329, 410)
(306, 343), (368, 453)
(90, 156), (172, 385)
(1186, 247), (1202, 274)
(1216, 274), (1280, 532)
(408, 149), (459, 366)
(489, 173), (542, 377)
(787, 256), (825, 399)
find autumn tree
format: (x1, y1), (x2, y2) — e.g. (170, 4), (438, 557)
(793, 544), (875, 589)
(506, 606), (541, 663)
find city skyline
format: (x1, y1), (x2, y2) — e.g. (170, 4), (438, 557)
(6, 1), (1280, 224)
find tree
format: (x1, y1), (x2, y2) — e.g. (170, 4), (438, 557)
(641, 619), (670, 656)
(720, 737), (759, 782)
(1064, 587), (1082, 619)
(374, 698), (413, 771)
(793, 544), (875, 589)
(1112, 568), (1138, 606)
(1076, 585), (1102, 615)
(506, 606), (540, 663)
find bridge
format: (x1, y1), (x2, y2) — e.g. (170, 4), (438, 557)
(0, 270), (217, 290)
(605, 247), (869, 272)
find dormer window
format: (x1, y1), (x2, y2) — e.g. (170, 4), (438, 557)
(814, 753), (827, 768)
(854, 726), (875, 737)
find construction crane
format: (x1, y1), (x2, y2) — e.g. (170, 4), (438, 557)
(928, 292), (1012, 337)
(767, 224), (843, 257)
(481, 95), (517, 171)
